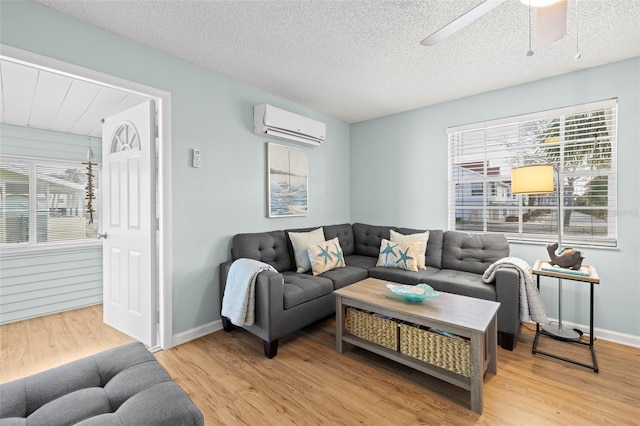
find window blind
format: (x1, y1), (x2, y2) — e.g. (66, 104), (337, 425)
(447, 99), (617, 247)
(0, 157), (99, 247)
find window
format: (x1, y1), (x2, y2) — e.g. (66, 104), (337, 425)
(448, 99), (617, 247)
(0, 157), (99, 247)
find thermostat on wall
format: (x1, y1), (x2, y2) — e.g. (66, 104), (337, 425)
(192, 148), (201, 168)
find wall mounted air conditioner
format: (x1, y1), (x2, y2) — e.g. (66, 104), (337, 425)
(253, 104), (325, 147)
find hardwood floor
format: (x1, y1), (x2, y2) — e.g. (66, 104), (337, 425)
(1, 306), (639, 425)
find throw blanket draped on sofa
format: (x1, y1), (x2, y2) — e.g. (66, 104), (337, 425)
(222, 258), (277, 326)
(483, 257), (548, 324)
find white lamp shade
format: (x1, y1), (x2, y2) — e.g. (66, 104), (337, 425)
(511, 165), (554, 194)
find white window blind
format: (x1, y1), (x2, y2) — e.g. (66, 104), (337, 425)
(0, 157), (99, 247)
(448, 99), (617, 247)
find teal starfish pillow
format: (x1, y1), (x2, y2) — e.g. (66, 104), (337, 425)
(307, 237), (346, 276)
(376, 238), (420, 272)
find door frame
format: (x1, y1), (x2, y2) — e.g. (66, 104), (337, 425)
(0, 44), (173, 349)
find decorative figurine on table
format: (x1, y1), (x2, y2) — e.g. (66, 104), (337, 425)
(546, 243), (584, 270)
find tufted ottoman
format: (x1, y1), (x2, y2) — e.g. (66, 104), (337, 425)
(0, 342), (203, 425)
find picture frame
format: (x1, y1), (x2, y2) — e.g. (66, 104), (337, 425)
(267, 143), (308, 217)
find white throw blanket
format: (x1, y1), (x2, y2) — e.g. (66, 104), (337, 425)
(221, 258), (277, 326)
(482, 257), (548, 324)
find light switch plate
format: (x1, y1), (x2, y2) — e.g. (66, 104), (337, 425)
(192, 148), (201, 168)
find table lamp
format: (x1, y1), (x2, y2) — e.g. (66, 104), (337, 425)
(511, 164), (581, 340)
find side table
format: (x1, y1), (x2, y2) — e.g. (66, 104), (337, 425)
(531, 259), (600, 373)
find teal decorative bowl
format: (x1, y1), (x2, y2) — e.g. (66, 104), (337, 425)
(385, 283), (440, 302)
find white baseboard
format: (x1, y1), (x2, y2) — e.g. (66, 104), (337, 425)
(525, 319), (640, 348)
(171, 319), (223, 347)
(170, 318), (640, 350)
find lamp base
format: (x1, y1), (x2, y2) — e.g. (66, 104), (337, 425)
(542, 323), (581, 341)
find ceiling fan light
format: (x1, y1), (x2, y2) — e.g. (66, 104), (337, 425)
(520, 0), (562, 7)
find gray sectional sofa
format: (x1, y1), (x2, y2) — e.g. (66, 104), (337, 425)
(220, 223), (520, 358)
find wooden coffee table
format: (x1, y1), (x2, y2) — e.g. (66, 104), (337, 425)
(334, 278), (500, 414)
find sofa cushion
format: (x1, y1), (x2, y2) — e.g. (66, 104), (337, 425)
(344, 254), (378, 269)
(288, 227), (325, 273)
(352, 223), (394, 257)
(368, 266), (440, 285)
(322, 223), (355, 256)
(390, 229), (429, 269)
(441, 231), (509, 275)
(308, 237), (346, 275)
(320, 266), (369, 290)
(376, 239), (421, 272)
(396, 228), (444, 269)
(232, 231), (293, 272)
(427, 269), (497, 301)
(282, 272), (334, 309)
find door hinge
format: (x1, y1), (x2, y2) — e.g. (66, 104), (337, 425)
(155, 309), (160, 324)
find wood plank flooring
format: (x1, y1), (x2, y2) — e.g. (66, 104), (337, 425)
(1, 305), (639, 425)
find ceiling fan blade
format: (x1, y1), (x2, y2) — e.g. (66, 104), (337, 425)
(536, 0), (567, 46)
(421, 0), (508, 46)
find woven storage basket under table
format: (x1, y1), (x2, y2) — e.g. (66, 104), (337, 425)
(399, 323), (471, 377)
(345, 307), (398, 351)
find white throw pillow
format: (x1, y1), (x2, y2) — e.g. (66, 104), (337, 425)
(390, 229), (429, 270)
(307, 237), (346, 276)
(289, 227), (325, 273)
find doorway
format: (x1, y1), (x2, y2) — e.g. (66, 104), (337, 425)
(0, 44), (173, 349)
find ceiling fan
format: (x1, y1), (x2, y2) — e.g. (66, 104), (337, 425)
(421, 0), (568, 47)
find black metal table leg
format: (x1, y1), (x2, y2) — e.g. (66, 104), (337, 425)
(531, 268), (598, 373)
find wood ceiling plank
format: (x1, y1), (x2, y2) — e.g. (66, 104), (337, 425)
(88, 93), (148, 137)
(70, 86), (129, 135)
(50, 79), (102, 133)
(1, 61), (38, 126)
(29, 70), (73, 130)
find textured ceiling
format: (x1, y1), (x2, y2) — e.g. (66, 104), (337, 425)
(30, 0), (640, 123)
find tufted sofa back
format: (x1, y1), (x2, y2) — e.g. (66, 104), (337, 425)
(352, 223), (393, 257)
(395, 227), (445, 269)
(442, 231), (509, 274)
(229, 225), (508, 275)
(232, 231), (293, 272)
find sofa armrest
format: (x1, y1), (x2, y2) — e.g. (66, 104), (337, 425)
(219, 262), (285, 341)
(219, 261), (234, 305)
(252, 271), (285, 333)
(494, 268), (520, 336)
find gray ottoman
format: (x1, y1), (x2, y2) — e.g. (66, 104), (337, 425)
(0, 342), (203, 425)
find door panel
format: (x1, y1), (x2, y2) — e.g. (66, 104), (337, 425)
(101, 101), (156, 346)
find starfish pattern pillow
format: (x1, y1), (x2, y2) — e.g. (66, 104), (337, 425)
(376, 239), (421, 272)
(390, 229), (429, 270)
(307, 237), (346, 276)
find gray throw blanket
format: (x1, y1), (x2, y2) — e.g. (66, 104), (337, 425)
(483, 257), (548, 324)
(221, 258), (277, 326)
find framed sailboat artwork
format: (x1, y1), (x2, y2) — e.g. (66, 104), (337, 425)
(267, 143), (308, 217)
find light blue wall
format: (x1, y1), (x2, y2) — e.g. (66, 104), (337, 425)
(352, 58), (640, 339)
(0, 1), (351, 334)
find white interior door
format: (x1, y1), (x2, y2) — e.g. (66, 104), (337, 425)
(101, 100), (156, 346)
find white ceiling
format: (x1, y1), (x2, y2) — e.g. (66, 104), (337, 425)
(0, 60), (148, 137)
(17, 1), (640, 124)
